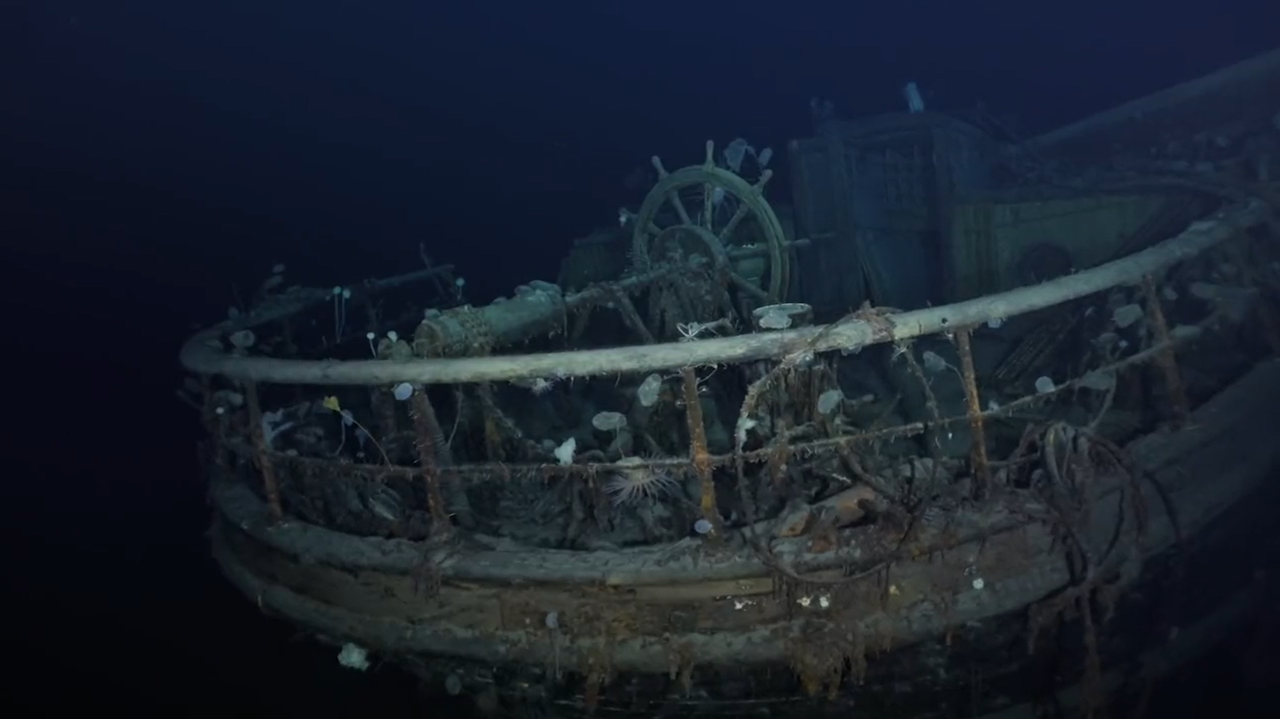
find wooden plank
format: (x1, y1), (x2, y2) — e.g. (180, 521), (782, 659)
(211, 359), (1280, 670)
(1027, 49), (1280, 157)
(181, 202), (1266, 385)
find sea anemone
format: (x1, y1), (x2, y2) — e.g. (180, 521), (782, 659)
(604, 457), (680, 505)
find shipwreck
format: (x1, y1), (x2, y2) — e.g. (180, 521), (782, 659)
(181, 49), (1280, 717)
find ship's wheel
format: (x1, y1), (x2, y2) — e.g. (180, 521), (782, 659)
(630, 140), (792, 318)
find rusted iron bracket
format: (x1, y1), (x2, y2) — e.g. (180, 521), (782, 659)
(242, 381), (283, 521)
(682, 367), (721, 534)
(1142, 275), (1190, 428)
(954, 328), (992, 498)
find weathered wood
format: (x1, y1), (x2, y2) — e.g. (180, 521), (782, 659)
(210, 359), (1280, 672)
(216, 359), (1280, 586)
(1027, 49), (1280, 158)
(181, 201), (1267, 385)
(981, 581), (1267, 719)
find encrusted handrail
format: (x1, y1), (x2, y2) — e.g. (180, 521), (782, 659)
(180, 201), (1266, 385)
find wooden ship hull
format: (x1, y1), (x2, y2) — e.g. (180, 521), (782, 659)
(184, 50), (1280, 718)
(209, 364), (1279, 717)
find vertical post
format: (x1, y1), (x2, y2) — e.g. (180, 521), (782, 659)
(954, 329), (991, 499)
(411, 388), (454, 538)
(1142, 275), (1189, 429)
(369, 386), (398, 446)
(1226, 233), (1280, 355)
(242, 381), (283, 521)
(200, 375), (229, 474)
(681, 367), (721, 534)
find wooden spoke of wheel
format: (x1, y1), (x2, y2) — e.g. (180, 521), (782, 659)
(649, 156), (693, 227)
(632, 140), (791, 302)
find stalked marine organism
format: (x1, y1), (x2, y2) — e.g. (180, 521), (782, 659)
(605, 457), (680, 505)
